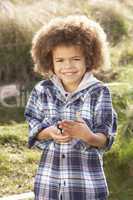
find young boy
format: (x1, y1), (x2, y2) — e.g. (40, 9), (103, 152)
(25, 15), (117, 200)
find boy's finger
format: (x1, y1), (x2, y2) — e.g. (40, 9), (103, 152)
(55, 134), (70, 139)
(74, 119), (85, 124)
(61, 120), (74, 124)
(60, 121), (75, 128)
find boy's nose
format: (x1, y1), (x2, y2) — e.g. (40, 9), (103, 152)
(64, 59), (73, 68)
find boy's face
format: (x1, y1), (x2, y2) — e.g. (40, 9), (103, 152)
(52, 44), (86, 92)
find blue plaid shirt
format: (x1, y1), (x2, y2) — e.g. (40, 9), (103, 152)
(24, 73), (117, 200)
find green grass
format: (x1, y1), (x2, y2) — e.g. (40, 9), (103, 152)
(0, 123), (41, 197)
(0, 123), (27, 145)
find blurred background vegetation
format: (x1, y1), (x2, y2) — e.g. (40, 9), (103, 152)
(0, 0), (133, 199)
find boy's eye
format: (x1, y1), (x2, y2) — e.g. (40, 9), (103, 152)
(73, 58), (80, 61)
(72, 57), (81, 61)
(56, 59), (64, 62)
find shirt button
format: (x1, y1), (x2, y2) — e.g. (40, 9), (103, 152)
(62, 154), (65, 159)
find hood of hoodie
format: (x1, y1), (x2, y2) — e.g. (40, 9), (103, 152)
(50, 72), (100, 99)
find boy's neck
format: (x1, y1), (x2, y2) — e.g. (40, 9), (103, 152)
(63, 84), (78, 93)
(61, 76), (84, 93)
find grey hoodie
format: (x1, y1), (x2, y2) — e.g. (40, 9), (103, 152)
(51, 72), (100, 99)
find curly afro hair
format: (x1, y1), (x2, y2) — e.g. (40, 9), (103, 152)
(31, 15), (110, 76)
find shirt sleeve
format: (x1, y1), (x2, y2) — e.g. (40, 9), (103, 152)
(24, 87), (55, 149)
(92, 85), (117, 151)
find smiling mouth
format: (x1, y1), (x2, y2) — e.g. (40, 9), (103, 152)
(62, 72), (77, 76)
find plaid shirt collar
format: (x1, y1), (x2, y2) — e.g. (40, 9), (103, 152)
(50, 72), (100, 104)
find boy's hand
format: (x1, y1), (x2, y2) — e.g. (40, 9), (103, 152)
(38, 120), (107, 147)
(49, 125), (72, 143)
(37, 125), (72, 143)
(58, 119), (92, 141)
(58, 120), (107, 147)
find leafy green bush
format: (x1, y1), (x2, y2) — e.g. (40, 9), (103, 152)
(104, 84), (133, 199)
(94, 7), (128, 45)
(82, 2), (129, 46)
(0, 14), (33, 84)
(119, 47), (133, 65)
